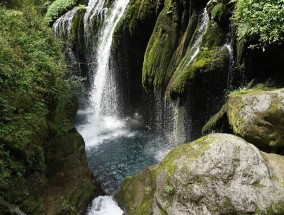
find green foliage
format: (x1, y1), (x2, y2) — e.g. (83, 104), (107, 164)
(164, 185), (174, 195)
(228, 84), (275, 97)
(0, 1), (71, 199)
(211, 3), (225, 22)
(232, 0), (284, 50)
(59, 196), (80, 215)
(45, 0), (77, 25)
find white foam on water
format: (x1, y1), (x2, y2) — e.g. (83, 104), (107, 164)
(77, 115), (135, 149)
(86, 196), (124, 215)
(144, 136), (174, 162)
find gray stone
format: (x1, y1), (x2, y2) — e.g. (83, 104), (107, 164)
(227, 88), (284, 151)
(115, 133), (284, 215)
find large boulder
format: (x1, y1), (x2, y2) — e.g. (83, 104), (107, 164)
(115, 133), (284, 215)
(227, 88), (284, 152)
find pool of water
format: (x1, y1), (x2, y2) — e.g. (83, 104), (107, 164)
(76, 111), (173, 214)
(86, 129), (170, 194)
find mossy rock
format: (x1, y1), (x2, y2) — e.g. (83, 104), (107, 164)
(142, 0), (204, 92)
(165, 19), (227, 98)
(115, 133), (284, 215)
(168, 45), (228, 98)
(0, 3), (100, 213)
(227, 87), (284, 152)
(44, 129), (103, 215)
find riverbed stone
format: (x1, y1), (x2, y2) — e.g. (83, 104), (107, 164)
(115, 133), (284, 215)
(227, 88), (284, 152)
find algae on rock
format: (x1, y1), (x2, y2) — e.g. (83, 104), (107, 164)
(227, 88), (284, 152)
(115, 133), (284, 215)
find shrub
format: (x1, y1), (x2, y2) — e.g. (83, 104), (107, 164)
(45, 0), (77, 25)
(164, 185), (174, 195)
(232, 0), (284, 50)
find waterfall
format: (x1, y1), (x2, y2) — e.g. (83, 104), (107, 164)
(163, 97), (186, 145)
(83, 0), (106, 64)
(53, 8), (79, 65)
(186, 8), (209, 65)
(175, 8), (209, 74)
(75, 0), (130, 150)
(83, 0), (129, 119)
(156, 8), (209, 144)
(224, 43), (234, 89)
(152, 90), (186, 145)
(81, 0), (130, 214)
(87, 196), (123, 215)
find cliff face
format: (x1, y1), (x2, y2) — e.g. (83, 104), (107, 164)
(0, 1), (101, 214)
(46, 0), (284, 149)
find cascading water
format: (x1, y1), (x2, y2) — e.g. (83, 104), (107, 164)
(77, 0), (130, 149)
(224, 43), (234, 89)
(163, 97), (186, 144)
(151, 8), (209, 145)
(175, 8), (209, 74)
(186, 8), (209, 65)
(53, 8), (79, 66)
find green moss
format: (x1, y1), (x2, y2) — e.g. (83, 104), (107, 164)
(211, 3), (225, 22)
(142, 0), (197, 91)
(165, 20), (227, 98)
(168, 48), (217, 96)
(0, 1), (93, 214)
(228, 87), (284, 151)
(261, 203), (284, 215)
(68, 6), (85, 47)
(228, 84), (276, 97)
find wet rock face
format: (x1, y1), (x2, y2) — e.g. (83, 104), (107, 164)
(228, 88), (284, 152)
(115, 133), (284, 215)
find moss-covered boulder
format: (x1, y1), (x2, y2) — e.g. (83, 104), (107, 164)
(115, 133), (284, 215)
(227, 88), (284, 152)
(44, 129), (102, 215)
(142, 0), (210, 91)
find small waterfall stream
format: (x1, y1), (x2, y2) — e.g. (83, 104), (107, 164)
(175, 8), (209, 74)
(53, 8), (80, 67)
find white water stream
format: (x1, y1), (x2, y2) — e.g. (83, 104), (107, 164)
(224, 43), (234, 89)
(175, 8), (209, 75)
(53, 8), (79, 65)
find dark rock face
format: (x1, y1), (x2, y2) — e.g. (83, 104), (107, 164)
(44, 129), (102, 215)
(43, 95), (104, 214)
(115, 134), (284, 215)
(111, 0), (164, 116)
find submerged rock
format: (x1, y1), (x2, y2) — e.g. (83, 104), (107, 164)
(115, 133), (284, 215)
(227, 88), (284, 152)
